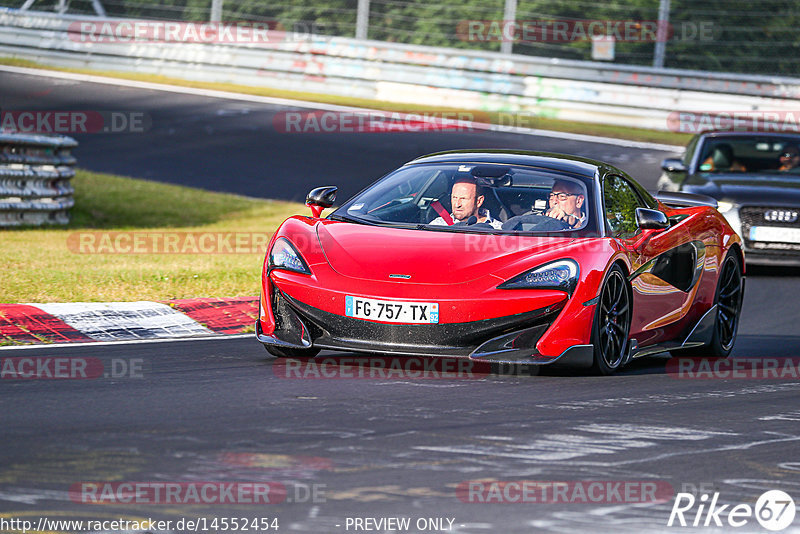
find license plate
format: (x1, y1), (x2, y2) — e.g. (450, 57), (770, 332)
(345, 296), (439, 324)
(749, 226), (800, 244)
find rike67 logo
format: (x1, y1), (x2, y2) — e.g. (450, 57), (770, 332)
(668, 490), (796, 531)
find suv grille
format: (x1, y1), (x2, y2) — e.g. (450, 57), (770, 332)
(741, 206), (800, 253)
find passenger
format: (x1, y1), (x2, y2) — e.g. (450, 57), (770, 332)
(700, 143), (746, 172)
(545, 179), (586, 229)
(429, 177), (503, 229)
(778, 145), (800, 171)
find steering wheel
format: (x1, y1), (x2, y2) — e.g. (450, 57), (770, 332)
(501, 214), (572, 232)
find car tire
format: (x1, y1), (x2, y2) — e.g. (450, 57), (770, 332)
(264, 345), (320, 359)
(672, 252), (743, 358)
(591, 264), (632, 376)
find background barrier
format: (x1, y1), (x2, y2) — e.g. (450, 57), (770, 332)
(1, 9), (799, 132)
(0, 131), (78, 226)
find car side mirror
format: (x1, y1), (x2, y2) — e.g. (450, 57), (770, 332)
(636, 208), (669, 230)
(661, 158), (687, 173)
(306, 186), (337, 218)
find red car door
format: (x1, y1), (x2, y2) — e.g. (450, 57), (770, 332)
(603, 174), (702, 347)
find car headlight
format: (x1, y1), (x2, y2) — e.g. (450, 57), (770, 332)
(498, 259), (579, 295)
(714, 201), (743, 239)
(268, 238), (311, 274)
(716, 201), (735, 213)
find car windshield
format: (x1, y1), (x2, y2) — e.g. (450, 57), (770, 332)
(698, 136), (800, 174)
(332, 163), (594, 234)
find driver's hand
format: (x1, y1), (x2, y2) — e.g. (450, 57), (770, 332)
(545, 206), (560, 219)
(546, 207), (577, 227)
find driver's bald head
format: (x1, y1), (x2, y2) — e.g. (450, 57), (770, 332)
(451, 177), (484, 221)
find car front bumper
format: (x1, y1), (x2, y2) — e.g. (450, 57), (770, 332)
(256, 289), (594, 367)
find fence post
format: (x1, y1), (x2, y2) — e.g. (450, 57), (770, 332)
(653, 0), (670, 68)
(501, 0), (517, 55)
(356, 0), (369, 40)
(210, 0), (223, 23)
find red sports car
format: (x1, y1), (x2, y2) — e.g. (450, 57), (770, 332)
(257, 150), (744, 374)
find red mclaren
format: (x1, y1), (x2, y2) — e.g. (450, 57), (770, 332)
(257, 151), (745, 375)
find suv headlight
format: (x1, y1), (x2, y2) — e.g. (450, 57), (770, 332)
(498, 259), (579, 295)
(268, 238), (311, 274)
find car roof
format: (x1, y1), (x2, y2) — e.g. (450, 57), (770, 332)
(405, 150), (603, 179)
(696, 130), (800, 140)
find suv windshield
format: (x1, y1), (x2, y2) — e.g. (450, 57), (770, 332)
(333, 163), (594, 234)
(698, 136), (800, 174)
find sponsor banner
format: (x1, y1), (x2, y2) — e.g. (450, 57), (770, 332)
(666, 357), (800, 379)
(457, 480), (674, 503)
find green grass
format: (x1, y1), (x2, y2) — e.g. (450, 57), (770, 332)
(0, 56), (689, 303)
(0, 170), (307, 303)
(67, 171), (269, 229)
(0, 56), (690, 146)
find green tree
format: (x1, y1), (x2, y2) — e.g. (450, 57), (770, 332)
(9, 0), (798, 75)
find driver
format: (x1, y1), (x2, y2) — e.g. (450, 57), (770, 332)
(430, 177), (503, 229)
(778, 145), (800, 171)
(545, 179), (586, 228)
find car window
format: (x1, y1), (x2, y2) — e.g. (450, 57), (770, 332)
(603, 174), (644, 239)
(697, 136), (800, 174)
(333, 163), (594, 235)
(684, 135), (699, 166)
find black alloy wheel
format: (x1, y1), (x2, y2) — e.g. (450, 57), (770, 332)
(592, 265), (632, 375)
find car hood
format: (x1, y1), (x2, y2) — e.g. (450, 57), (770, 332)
(686, 173), (800, 205)
(316, 222), (576, 284)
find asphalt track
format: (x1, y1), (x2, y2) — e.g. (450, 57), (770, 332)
(2, 70), (800, 533)
(0, 69), (674, 202)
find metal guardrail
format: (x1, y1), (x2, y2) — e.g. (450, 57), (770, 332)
(0, 132), (78, 226)
(1, 9), (799, 132)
